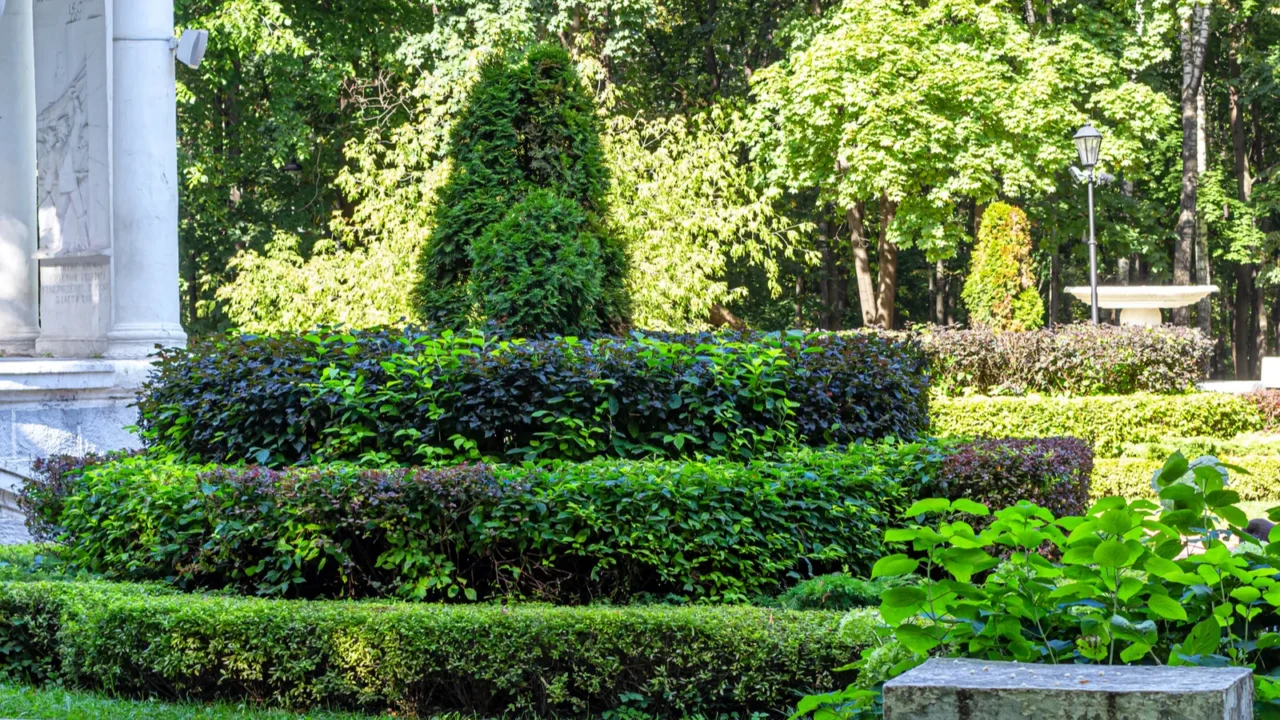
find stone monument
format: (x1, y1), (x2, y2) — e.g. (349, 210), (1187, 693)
(0, 0), (188, 541)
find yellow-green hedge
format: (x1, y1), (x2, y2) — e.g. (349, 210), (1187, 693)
(1093, 455), (1280, 501)
(930, 393), (1264, 458)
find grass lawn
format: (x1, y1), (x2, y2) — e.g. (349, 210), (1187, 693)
(0, 685), (416, 720)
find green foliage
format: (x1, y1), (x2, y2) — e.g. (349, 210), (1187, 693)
(136, 329), (931, 466)
(39, 447), (929, 603)
(918, 324), (1214, 397)
(961, 204), (1043, 331)
(0, 684), (395, 720)
(0, 582), (867, 717)
(930, 393), (1265, 457)
(751, 0), (1174, 262)
(413, 44), (623, 332)
(776, 575), (919, 612)
(854, 454), (1280, 715)
(1093, 455), (1280, 502)
(604, 109), (813, 331)
(470, 190), (604, 335)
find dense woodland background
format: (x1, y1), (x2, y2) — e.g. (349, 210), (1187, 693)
(174, 0), (1279, 378)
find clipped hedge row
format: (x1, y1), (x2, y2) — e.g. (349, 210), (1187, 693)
(28, 439), (1093, 604)
(0, 581), (865, 718)
(930, 393), (1264, 457)
(137, 329), (930, 465)
(919, 324), (1212, 396)
(1092, 456), (1280, 501)
(39, 446), (931, 603)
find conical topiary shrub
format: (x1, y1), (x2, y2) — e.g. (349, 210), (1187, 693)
(962, 202), (1044, 331)
(413, 44), (626, 334)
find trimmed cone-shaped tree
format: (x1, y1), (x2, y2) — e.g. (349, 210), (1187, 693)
(413, 44), (626, 333)
(962, 202), (1045, 331)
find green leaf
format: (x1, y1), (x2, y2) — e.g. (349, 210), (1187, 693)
(1157, 452), (1189, 488)
(1093, 539), (1130, 568)
(904, 498), (951, 517)
(882, 586), (927, 608)
(872, 554), (919, 579)
(1148, 594), (1187, 621)
(950, 499), (989, 516)
(894, 624), (941, 655)
(1097, 509), (1134, 536)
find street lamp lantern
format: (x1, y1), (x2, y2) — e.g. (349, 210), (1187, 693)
(1070, 123), (1105, 324)
(1074, 123), (1103, 170)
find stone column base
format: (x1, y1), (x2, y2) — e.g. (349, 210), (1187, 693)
(106, 323), (188, 359)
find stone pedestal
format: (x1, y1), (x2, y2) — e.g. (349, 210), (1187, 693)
(0, 358), (149, 544)
(883, 658), (1252, 720)
(0, 0), (40, 354)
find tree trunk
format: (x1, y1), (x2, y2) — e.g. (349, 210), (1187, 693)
(1173, 3), (1210, 326)
(1023, 0), (1036, 25)
(935, 259), (947, 325)
(1049, 252), (1060, 325)
(1254, 273), (1267, 378)
(849, 203), (878, 326)
(875, 196), (899, 328)
(1235, 264), (1253, 378)
(793, 274), (803, 329)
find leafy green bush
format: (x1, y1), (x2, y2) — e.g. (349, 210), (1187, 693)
(414, 44), (624, 332)
(470, 190), (603, 335)
(961, 203), (1043, 332)
(0, 581), (867, 717)
(776, 575), (918, 612)
(1093, 455), (1280, 501)
(919, 324), (1212, 396)
(137, 329), (931, 465)
(40, 447), (932, 603)
(930, 393), (1264, 457)
(800, 452), (1280, 717)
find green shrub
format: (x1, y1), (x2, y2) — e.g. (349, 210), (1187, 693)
(0, 582), (867, 717)
(776, 575), (918, 612)
(930, 393), (1264, 457)
(810, 454), (1280, 717)
(137, 329), (931, 465)
(42, 447), (933, 603)
(1092, 455), (1280, 501)
(413, 44), (624, 332)
(961, 203), (1043, 332)
(470, 190), (603, 335)
(919, 324), (1212, 396)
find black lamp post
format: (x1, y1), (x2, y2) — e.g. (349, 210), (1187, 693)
(1073, 123), (1104, 324)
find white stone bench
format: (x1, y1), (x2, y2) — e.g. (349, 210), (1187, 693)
(883, 658), (1252, 719)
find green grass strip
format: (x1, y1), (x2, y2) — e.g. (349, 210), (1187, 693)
(0, 684), (407, 720)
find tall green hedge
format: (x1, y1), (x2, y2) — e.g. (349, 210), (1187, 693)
(930, 393), (1264, 457)
(0, 581), (865, 718)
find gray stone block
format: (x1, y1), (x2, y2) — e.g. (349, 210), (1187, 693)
(883, 658), (1252, 720)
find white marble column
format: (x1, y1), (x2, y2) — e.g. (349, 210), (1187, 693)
(0, 0), (40, 355)
(105, 0), (186, 358)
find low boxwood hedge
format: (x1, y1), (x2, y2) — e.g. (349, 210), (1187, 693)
(930, 393), (1264, 457)
(0, 581), (865, 718)
(1092, 455), (1280, 501)
(137, 329), (930, 466)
